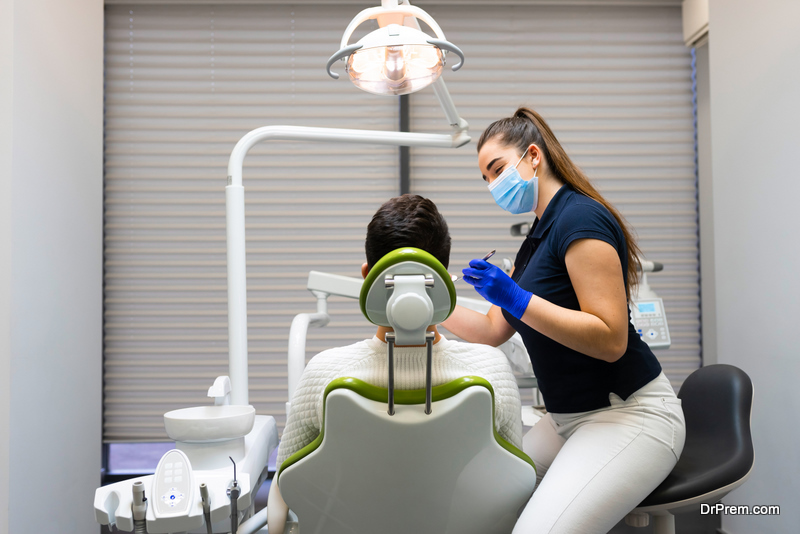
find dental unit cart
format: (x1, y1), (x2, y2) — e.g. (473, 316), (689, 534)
(629, 261), (671, 350)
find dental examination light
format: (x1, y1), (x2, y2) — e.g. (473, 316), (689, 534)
(326, 0), (464, 96)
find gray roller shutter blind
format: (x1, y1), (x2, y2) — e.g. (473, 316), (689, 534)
(410, 5), (700, 387)
(104, 4), (397, 441)
(104, 2), (697, 442)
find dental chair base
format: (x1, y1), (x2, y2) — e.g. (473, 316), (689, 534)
(94, 415), (278, 533)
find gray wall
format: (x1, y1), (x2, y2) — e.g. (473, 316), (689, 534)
(0, 0), (104, 532)
(0, 0), (12, 525)
(708, 0), (800, 532)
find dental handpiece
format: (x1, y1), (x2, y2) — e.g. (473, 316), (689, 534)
(229, 457), (240, 534)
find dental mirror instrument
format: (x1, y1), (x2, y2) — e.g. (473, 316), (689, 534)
(450, 250), (496, 282)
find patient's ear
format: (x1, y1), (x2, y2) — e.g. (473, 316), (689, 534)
(361, 263), (369, 279)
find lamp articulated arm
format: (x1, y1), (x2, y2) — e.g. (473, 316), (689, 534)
(225, 125), (470, 406)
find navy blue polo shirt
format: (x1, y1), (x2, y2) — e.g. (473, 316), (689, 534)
(502, 185), (661, 413)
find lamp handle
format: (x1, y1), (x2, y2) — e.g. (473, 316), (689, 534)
(427, 39), (464, 71)
(326, 44), (363, 80)
(339, 5), (447, 49)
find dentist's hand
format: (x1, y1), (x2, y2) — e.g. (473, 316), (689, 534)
(462, 259), (532, 320)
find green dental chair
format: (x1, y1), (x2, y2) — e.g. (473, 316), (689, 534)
(276, 248), (537, 534)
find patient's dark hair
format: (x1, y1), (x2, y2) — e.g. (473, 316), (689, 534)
(365, 195), (451, 269)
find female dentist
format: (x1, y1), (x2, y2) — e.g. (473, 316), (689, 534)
(443, 107), (686, 534)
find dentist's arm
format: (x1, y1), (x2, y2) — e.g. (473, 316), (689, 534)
(462, 238), (629, 362)
(440, 303), (516, 347)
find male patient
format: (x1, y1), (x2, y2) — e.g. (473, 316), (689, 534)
(268, 195), (522, 529)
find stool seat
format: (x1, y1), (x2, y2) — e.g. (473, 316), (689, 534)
(637, 365), (754, 512)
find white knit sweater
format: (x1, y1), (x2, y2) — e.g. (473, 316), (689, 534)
(277, 335), (523, 467)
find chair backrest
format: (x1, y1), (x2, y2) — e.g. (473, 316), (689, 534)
(678, 364), (754, 485)
(277, 377), (536, 534)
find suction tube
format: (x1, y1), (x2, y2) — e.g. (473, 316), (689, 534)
(229, 483), (240, 534)
(132, 482), (148, 534)
(200, 483), (212, 534)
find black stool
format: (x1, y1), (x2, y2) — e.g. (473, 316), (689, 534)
(625, 364), (754, 534)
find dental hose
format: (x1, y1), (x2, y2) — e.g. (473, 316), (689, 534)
(132, 481), (148, 534)
(229, 482), (240, 534)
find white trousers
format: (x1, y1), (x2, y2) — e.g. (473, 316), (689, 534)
(514, 372), (686, 534)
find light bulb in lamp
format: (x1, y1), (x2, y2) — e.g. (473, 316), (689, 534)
(347, 26), (445, 95)
(326, 5), (464, 96)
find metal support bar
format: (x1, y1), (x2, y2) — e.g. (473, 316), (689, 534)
(399, 94), (410, 194)
(287, 308), (330, 403)
(227, 125), (469, 187)
(385, 331), (433, 415)
(386, 332), (396, 416)
(398, 5), (469, 134)
(425, 331), (434, 414)
(652, 513), (675, 534)
(385, 274), (433, 288)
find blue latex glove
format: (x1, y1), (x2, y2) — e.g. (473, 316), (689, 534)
(462, 259), (532, 319)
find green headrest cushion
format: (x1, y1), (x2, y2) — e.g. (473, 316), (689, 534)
(359, 247), (456, 325)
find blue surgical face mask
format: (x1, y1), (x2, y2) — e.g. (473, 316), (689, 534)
(487, 148), (538, 214)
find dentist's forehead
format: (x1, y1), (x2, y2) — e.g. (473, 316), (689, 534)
(478, 140), (514, 178)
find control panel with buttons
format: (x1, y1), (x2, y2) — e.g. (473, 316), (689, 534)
(630, 298), (671, 349)
(153, 449), (195, 518)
